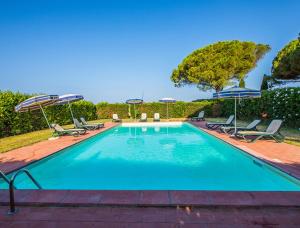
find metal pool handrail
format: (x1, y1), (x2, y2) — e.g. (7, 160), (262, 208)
(0, 170), (10, 185)
(9, 169), (42, 214)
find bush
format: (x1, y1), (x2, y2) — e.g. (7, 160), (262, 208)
(2, 88), (298, 138)
(96, 100), (218, 119)
(220, 88), (300, 127)
(0, 91), (97, 138)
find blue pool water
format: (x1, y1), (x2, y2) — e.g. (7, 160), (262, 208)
(1, 122), (300, 190)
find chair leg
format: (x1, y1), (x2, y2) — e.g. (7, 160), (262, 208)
(250, 135), (264, 143)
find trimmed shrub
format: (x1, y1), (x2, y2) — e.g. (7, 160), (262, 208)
(96, 100), (218, 119)
(220, 88), (300, 127)
(0, 91), (97, 137)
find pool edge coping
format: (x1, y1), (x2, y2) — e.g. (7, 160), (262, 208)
(0, 190), (300, 207)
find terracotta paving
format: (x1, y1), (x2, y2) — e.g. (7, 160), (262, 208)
(0, 122), (118, 173)
(1, 205), (300, 227)
(190, 121), (300, 179)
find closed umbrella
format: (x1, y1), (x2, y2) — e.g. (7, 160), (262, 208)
(159, 98), (176, 120)
(126, 98), (143, 121)
(55, 94), (84, 125)
(213, 86), (261, 134)
(15, 95), (59, 129)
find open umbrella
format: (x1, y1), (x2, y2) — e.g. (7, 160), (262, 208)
(15, 95), (59, 129)
(126, 98), (143, 121)
(55, 94), (84, 125)
(213, 86), (261, 134)
(159, 98), (176, 120)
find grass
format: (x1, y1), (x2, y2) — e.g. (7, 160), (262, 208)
(0, 118), (299, 153)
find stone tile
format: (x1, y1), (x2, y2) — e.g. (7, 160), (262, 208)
(207, 191), (255, 206)
(170, 191), (211, 205)
(99, 191), (140, 205)
(139, 191), (170, 205)
(61, 190), (102, 205)
(20, 190), (68, 205)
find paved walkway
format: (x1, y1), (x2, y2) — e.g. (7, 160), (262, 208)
(190, 121), (300, 179)
(1, 205), (300, 227)
(0, 122), (118, 173)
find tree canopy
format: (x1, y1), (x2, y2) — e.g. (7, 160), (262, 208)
(171, 40), (270, 92)
(272, 34), (300, 79)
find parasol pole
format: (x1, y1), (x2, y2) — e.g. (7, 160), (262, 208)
(134, 103), (136, 121)
(39, 104), (51, 129)
(167, 103), (169, 120)
(234, 97), (237, 134)
(68, 101), (76, 125)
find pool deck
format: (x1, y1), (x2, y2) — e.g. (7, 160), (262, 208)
(1, 121), (300, 226)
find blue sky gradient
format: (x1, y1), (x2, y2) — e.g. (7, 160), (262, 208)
(0, 0), (299, 103)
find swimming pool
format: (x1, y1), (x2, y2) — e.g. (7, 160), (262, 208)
(1, 122), (300, 190)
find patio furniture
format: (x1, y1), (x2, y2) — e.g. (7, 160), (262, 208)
(80, 117), (104, 128)
(51, 123), (86, 137)
(154, 113), (160, 122)
(73, 118), (97, 130)
(140, 113), (147, 122)
(236, 119), (284, 143)
(220, 119), (261, 134)
(213, 86), (261, 134)
(191, 111), (205, 121)
(206, 115), (235, 129)
(112, 114), (121, 122)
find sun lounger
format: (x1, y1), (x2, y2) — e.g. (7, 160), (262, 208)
(206, 115), (235, 129)
(220, 119), (261, 134)
(73, 118), (97, 130)
(236, 119), (284, 142)
(154, 113), (160, 122)
(80, 117), (104, 128)
(191, 111), (205, 121)
(140, 113), (147, 122)
(51, 123), (86, 137)
(112, 114), (121, 122)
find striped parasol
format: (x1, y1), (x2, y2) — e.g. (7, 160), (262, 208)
(15, 95), (59, 128)
(55, 94), (84, 125)
(213, 86), (261, 134)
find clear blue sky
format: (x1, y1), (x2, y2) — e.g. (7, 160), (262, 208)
(0, 0), (299, 103)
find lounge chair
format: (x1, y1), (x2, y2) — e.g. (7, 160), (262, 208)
(154, 113), (160, 122)
(51, 123), (86, 137)
(206, 115), (235, 129)
(112, 114), (121, 122)
(80, 117), (104, 129)
(140, 113), (147, 122)
(220, 119), (261, 134)
(191, 111), (205, 121)
(73, 118), (98, 130)
(236, 119), (284, 143)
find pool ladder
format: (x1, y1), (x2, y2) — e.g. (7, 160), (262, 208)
(0, 169), (42, 214)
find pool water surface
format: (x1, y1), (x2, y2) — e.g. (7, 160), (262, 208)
(1, 122), (299, 191)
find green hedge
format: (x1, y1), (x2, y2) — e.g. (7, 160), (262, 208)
(1, 88), (299, 138)
(220, 88), (300, 127)
(0, 91), (97, 138)
(96, 100), (219, 119)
